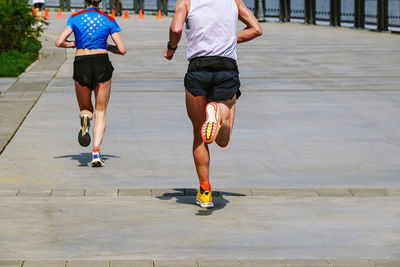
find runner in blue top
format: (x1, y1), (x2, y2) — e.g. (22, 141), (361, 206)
(56, 0), (126, 167)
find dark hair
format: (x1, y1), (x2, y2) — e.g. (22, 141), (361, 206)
(85, 0), (101, 5)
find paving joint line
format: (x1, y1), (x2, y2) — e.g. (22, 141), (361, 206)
(3, 259), (400, 266)
(2, 188), (399, 198)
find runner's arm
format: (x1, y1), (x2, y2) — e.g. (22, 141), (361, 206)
(107, 32), (127, 55)
(55, 26), (76, 48)
(164, 0), (188, 60)
(236, 0), (262, 43)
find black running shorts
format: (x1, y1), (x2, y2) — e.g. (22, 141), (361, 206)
(184, 56), (241, 101)
(73, 54), (114, 90)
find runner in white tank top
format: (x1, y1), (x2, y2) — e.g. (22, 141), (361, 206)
(164, 0), (262, 209)
(32, 0), (46, 26)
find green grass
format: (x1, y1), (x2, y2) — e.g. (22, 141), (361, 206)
(0, 51), (38, 77)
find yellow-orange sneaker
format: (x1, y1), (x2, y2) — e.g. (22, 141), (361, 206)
(201, 102), (222, 144)
(196, 187), (214, 208)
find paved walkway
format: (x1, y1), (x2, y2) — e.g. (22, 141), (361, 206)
(1, 12), (400, 265)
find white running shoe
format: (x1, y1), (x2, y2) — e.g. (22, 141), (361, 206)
(91, 152), (105, 167)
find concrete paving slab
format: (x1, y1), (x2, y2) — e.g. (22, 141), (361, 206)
(285, 189), (319, 197)
(0, 260), (22, 267)
(51, 189), (85, 197)
(284, 259), (329, 266)
(197, 259), (241, 267)
(240, 259), (285, 267)
(327, 259), (374, 266)
(17, 190), (51, 197)
(151, 189), (185, 197)
(84, 189), (118, 197)
(249, 188), (285, 197)
(0, 196), (399, 259)
(384, 188), (400, 196)
(0, 78), (17, 95)
(23, 260), (66, 267)
(66, 260), (108, 267)
(118, 189), (151, 196)
(214, 188), (251, 196)
(110, 260), (153, 267)
(350, 189), (387, 197)
(373, 259), (400, 267)
(154, 260), (197, 267)
(316, 189), (352, 197)
(0, 189), (18, 197)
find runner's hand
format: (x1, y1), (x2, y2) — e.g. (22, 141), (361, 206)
(164, 48), (175, 60)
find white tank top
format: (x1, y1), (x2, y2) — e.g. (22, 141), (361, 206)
(185, 0), (238, 61)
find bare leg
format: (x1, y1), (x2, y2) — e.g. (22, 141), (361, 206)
(215, 96), (236, 148)
(93, 80), (111, 148)
(75, 81), (94, 120)
(35, 8), (42, 25)
(185, 90), (210, 183)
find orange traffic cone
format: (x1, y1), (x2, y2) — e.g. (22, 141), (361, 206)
(57, 8), (63, 18)
(100, 8), (103, 12)
(123, 9), (129, 18)
(32, 7), (35, 15)
(156, 9), (162, 19)
(111, 9), (116, 18)
(72, 9), (76, 15)
(43, 8), (49, 18)
(138, 9), (144, 19)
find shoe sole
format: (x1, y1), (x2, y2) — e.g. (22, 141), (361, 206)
(91, 160), (105, 167)
(78, 116), (91, 147)
(196, 199), (214, 209)
(201, 102), (221, 144)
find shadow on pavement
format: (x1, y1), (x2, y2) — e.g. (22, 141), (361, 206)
(54, 153), (120, 167)
(156, 188), (245, 216)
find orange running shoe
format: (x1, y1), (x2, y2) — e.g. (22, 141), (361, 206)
(201, 102), (222, 144)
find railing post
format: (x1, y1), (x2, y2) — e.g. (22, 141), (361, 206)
(109, 0), (114, 12)
(310, 0), (316, 24)
(354, 0), (365, 28)
(304, 0), (316, 24)
(60, 0), (64, 11)
(359, 0), (365, 27)
(354, 0), (360, 27)
(255, 0), (266, 22)
(285, 0), (290, 22)
(280, 0), (290, 22)
(377, 0), (388, 31)
(330, 0), (340, 26)
(102, 0), (107, 11)
(305, 0), (310, 23)
(279, 0), (285, 21)
(65, 0), (70, 11)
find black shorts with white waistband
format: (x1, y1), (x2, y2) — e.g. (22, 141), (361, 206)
(73, 54), (114, 91)
(184, 56), (241, 102)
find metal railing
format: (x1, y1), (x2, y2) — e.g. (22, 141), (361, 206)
(254, 0), (400, 31)
(32, 0), (400, 31)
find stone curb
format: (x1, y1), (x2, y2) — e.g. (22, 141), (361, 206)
(0, 259), (399, 267)
(0, 188), (399, 197)
(0, 37), (67, 155)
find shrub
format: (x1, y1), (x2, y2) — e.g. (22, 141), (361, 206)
(0, 51), (36, 77)
(20, 37), (42, 53)
(0, 0), (43, 52)
(0, 0), (44, 76)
